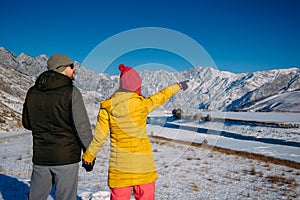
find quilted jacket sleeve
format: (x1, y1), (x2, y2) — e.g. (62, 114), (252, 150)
(72, 87), (93, 150)
(82, 108), (110, 162)
(145, 83), (181, 113)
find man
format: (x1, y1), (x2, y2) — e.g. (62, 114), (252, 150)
(22, 54), (94, 200)
(82, 64), (189, 200)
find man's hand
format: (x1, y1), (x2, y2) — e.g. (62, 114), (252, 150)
(82, 158), (95, 172)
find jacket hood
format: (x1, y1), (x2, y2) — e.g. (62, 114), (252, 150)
(101, 92), (142, 117)
(35, 70), (72, 91)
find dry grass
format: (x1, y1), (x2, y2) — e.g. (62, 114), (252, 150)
(192, 182), (200, 192)
(186, 157), (193, 161)
(249, 167), (256, 175)
(266, 175), (298, 187)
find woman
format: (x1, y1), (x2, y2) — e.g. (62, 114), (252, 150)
(82, 64), (188, 200)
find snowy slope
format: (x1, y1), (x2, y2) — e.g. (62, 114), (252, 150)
(245, 90), (300, 112)
(1, 125), (300, 200)
(0, 63), (33, 131)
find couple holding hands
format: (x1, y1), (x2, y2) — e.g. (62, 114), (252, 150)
(23, 54), (188, 200)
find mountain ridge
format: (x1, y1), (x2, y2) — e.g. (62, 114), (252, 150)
(0, 47), (299, 131)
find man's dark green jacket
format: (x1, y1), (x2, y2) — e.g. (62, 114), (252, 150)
(22, 70), (93, 165)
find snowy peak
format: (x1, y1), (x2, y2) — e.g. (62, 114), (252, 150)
(0, 47), (299, 130)
(227, 70), (300, 112)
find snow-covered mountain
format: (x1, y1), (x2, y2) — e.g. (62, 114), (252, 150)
(0, 47), (299, 131)
(0, 62), (33, 131)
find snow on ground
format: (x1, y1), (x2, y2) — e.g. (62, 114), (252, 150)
(148, 125), (300, 163)
(1, 111), (300, 199)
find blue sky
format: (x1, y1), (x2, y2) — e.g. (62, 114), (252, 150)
(1, 0), (299, 75)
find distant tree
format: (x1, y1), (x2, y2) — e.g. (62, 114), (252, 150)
(204, 114), (211, 121)
(202, 138), (208, 147)
(172, 108), (183, 119)
(193, 113), (202, 120)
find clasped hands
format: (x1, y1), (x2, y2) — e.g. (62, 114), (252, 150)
(82, 158), (95, 172)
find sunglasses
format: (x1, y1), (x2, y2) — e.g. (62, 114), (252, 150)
(56, 63), (75, 70)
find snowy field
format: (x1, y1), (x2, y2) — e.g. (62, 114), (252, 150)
(1, 111), (300, 199)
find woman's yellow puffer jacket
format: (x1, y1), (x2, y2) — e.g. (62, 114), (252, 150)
(82, 83), (181, 188)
